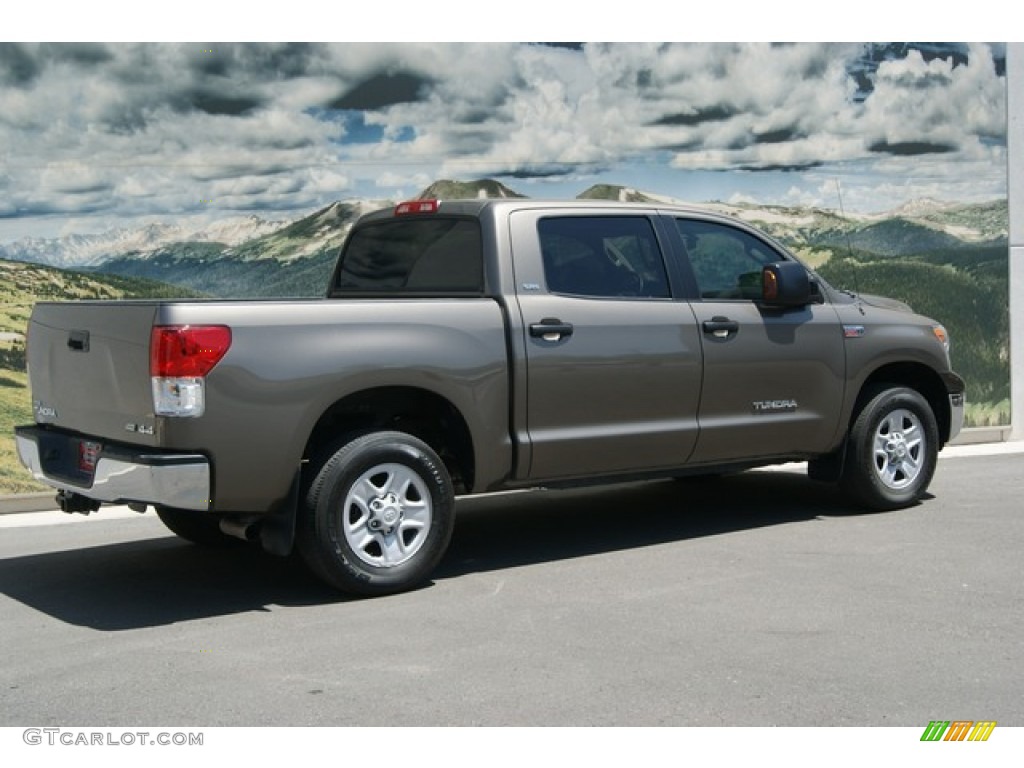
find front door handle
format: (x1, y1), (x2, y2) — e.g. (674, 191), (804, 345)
(529, 318), (574, 342)
(702, 317), (739, 339)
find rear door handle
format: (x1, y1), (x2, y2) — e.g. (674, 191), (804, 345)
(702, 317), (739, 339)
(529, 318), (574, 342)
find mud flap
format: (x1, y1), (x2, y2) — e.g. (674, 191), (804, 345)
(259, 472), (300, 557)
(807, 443), (847, 483)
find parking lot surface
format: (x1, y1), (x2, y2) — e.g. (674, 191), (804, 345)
(1, 448), (1022, 726)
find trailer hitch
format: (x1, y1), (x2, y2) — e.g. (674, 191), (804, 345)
(56, 490), (101, 515)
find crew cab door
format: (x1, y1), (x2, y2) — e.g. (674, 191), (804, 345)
(509, 209), (703, 481)
(670, 217), (846, 463)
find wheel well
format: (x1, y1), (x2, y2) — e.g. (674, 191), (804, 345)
(855, 363), (951, 444)
(304, 387), (476, 493)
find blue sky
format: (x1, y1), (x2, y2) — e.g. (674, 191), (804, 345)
(0, 40), (1008, 243)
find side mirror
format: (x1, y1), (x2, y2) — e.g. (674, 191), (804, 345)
(761, 261), (811, 307)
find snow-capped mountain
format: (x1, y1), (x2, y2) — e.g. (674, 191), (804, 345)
(90, 200), (380, 298)
(577, 184), (1007, 249)
(0, 215), (288, 269)
(0, 179), (1008, 299)
(417, 179), (524, 200)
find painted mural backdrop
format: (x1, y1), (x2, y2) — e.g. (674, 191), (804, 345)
(0, 42), (1009, 491)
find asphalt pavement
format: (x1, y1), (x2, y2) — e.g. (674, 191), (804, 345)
(0, 442), (1021, 727)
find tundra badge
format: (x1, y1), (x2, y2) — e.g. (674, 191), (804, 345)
(752, 399), (798, 413)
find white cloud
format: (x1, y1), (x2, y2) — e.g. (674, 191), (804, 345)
(0, 41), (1007, 242)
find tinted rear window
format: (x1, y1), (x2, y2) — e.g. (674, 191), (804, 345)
(332, 218), (483, 295)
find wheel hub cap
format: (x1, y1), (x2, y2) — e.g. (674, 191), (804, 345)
(886, 434), (908, 461)
(872, 409), (925, 490)
(342, 462), (433, 569)
(368, 492), (403, 534)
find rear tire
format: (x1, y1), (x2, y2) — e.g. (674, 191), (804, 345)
(155, 506), (236, 546)
(297, 431), (455, 596)
(840, 386), (939, 510)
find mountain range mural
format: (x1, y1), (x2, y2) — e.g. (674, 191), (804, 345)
(0, 42), (1010, 491)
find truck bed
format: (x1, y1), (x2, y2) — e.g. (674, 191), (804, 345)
(22, 297), (512, 513)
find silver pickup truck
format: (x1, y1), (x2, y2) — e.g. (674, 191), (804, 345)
(15, 199), (965, 595)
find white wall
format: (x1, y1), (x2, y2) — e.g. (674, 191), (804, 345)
(1009, 44), (1024, 439)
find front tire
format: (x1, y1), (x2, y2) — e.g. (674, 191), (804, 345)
(841, 386), (939, 510)
(297, 431), (455, 596)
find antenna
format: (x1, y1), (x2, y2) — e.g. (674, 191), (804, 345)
(834, 178), (860, 296)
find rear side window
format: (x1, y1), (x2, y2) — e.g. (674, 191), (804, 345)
(538, 216), (670, 299)
(333, 218), (483, 295)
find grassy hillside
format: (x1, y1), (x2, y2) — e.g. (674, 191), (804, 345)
(813, 218), (995, 257)
(0, 260), (204, 494)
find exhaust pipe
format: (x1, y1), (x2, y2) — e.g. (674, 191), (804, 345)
(219, 516), (260, 542)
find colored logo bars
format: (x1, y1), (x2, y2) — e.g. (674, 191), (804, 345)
(920, 721), (997, 742)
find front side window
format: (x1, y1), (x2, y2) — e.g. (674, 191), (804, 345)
(333, 218), (483, 295)
(675, 219), (782, 300)
(539, 216), (670, 299)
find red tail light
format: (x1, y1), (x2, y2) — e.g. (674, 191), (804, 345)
(150, 326), (232, 377)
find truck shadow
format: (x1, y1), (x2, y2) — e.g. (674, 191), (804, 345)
(0, 471), (900, 630)
(0, 535), (335, 631)
(437, 471), (896, 579)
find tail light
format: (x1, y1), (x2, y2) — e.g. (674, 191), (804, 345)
(150, 325), (231, 417)
(395, 199), (440, 215)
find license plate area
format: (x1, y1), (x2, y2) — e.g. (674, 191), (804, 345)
(35, 430), (102, 486)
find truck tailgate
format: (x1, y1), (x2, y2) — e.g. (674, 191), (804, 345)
(27, 302), (160, 445)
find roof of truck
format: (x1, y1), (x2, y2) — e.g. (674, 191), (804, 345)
(354, 197), (751, 224)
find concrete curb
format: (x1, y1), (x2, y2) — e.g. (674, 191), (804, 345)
(949, 426), (1012, 446)
(0, 492), (57, 515)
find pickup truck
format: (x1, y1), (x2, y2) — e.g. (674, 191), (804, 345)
(15, 198), (965, 596)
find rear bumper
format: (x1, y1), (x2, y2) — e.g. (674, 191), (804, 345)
(15, 426), (210, 511)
